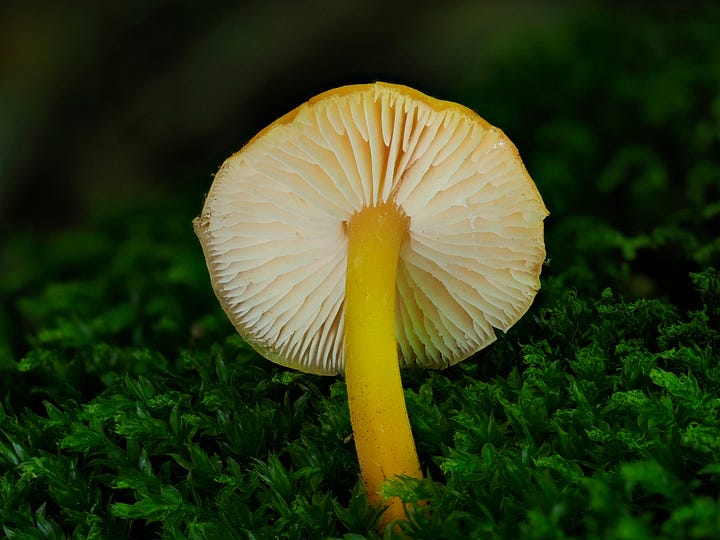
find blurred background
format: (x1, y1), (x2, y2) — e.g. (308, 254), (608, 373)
(0, 0), (627, 228)
(1, 1), (719, 293)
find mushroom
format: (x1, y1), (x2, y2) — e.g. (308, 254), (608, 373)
(194, 82), (548, 527)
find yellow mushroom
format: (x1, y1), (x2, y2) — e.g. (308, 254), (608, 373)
(194, 82), (548, 528)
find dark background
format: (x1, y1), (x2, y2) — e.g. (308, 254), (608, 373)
(1, 1), (607, 231)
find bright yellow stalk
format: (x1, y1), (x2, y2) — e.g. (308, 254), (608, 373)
(343, 202), (422, 527)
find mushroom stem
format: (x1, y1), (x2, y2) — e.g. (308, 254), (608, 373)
(343, 202), (422, 526)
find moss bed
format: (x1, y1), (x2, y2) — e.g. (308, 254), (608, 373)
(2, 8), (720, 540)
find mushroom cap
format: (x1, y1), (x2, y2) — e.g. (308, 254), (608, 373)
(194, 82), (548, 375)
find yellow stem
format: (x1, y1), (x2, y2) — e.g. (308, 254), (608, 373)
(343, 202), (422, 527)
